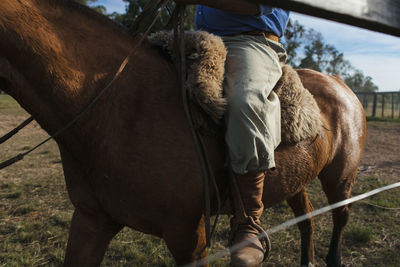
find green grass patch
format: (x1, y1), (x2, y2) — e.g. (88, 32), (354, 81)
(49, 213), (71, 228)
(14, 221), (51, 243)
(345, 224), (374, 244)
(4, 190), (22, 199)
(353, 177), (400, 212)
(382, 251), (400, 267)
(352, 176), (383, 194)
(103, 229), (174, 266)
(0, 183), (15, 190)
(12, 204), (36, 216)
(369, 189), (400, 209)
(366, 117), (400, 126)
(0, 95), (26, 115)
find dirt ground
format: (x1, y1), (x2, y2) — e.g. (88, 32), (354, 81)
(358, 122), (400, 184)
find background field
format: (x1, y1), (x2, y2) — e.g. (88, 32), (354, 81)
(0, 94), (399, 266)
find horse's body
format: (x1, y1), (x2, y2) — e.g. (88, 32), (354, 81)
(0, 1), (366, 266)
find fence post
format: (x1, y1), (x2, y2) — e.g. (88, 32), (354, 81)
(372, 93), (377, 117)
(363, 95), (368, 111)
(398, 92), (400, 119)
(392, 93), (395, 119)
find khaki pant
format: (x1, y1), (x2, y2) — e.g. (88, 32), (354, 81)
(222, 34), (287, 174)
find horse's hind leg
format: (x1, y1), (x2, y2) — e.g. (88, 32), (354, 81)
(319, 167), (358, 267)
(63, 208), (122, 267)
(287, 189), (315, 267)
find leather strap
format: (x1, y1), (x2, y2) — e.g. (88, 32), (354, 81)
(174, 4), (221, 254)
(230, 30), (280, 43)
(0, 116), (34, 145)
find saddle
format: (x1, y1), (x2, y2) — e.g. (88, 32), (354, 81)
(148, 31), (322, 144)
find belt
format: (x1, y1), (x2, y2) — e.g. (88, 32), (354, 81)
(230, 30), (280, 43)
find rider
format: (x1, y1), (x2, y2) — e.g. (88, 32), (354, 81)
(174, 1), (290, 266)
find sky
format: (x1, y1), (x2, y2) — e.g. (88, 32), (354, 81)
(291, 13), (400, 92)
(91, 0), (400, 92)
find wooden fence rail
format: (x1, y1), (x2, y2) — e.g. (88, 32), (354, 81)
(250, 0), (400, 37)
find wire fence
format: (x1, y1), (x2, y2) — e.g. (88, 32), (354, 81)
(185, 181), (400, 267)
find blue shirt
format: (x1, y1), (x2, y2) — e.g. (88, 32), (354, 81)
(195, 5), (290, 37)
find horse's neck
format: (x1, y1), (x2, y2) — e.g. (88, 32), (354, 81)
(1, 0), (144, 135)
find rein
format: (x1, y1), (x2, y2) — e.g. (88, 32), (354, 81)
(174, 5), (221, 254)
(0, 0), (170, 170)
(0, 116), (34, 145)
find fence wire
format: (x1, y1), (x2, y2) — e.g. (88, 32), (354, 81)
(185, 181), (400, 267)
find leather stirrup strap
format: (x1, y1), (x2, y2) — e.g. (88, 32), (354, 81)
(229, 168), (249, 224)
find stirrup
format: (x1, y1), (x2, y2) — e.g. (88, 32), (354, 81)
(229, 216), (272, 262)
(249, 217), (271, 261)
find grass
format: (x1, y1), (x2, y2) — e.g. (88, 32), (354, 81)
(1, 95), (400, 266)
(364, 107), (400, 119)
(345, 224), (373, 244)
(0, 94), (26, 115)
(366, 116), (400, 124)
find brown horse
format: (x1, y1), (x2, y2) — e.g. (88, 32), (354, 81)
(0, 0), (366, 266)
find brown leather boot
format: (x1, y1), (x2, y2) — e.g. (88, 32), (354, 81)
(229, 171), (269, 267)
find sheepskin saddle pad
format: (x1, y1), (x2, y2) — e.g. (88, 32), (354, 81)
(148, 31), (322, 144)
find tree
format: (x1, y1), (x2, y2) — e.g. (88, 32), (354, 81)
(283, 19), (378, 92)
(74, 0), (106, 14)
(282, 19), (306, 66)
(284, 26), (351, 77)
(109, 0), (196, 32)
(344, 70), (378, 93)
(74, 0), (94, 4)
(325, 49), (352, 77)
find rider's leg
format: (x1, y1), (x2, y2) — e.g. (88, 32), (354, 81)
(223, 34), (286, 266)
